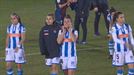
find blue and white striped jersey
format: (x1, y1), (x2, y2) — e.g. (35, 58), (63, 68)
(58, 29), (78, 57)
(111, 23), (134, 52)
(107, 13), (112, 22)
(7, 23), (26, 49)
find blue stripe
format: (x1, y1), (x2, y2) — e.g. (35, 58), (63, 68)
(64, 32), (69, 57)
(115, 24), (121, 52)
(64, 42), (68, 57)
(12, 26), (16, 49)
(122, 28), (127, 51)
(8, 38), (11, 48)
(117, 43), (121, 52)
(71, 42), (75, 57)
(19, 25), (22, 49)
(8, 25), (11, 48)
(12, 37), (16, 49)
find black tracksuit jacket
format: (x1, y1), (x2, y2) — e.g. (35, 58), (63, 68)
(39, 24), (60, 58)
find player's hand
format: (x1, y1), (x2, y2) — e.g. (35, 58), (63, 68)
(62, 26), (66, 34)
(67, 0), (70, 6)
(15, 47), (19, 53)
(93, 7), (98, 12)
(107, 34), (112, 40)
(68, 27), (72, 33)
(124, 42), (131, 49)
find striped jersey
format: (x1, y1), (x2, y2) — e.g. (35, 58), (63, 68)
(107, 13), (112, 23)
(107, 13), (114, 52)
(111, 23), (133, 52)
(7, 23), (26, 49)
(58, 29), (78, 57)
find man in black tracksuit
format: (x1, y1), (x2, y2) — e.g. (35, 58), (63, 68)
(93, 0), (109, 36)
(74, 0), (91, 44)
(39, 14), (60, 75)
(39, 22), (60, 58)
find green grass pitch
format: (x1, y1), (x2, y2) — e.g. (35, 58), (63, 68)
(0, 0), (134, 75)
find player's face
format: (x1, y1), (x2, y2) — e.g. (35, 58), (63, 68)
(117, 14), (125, 24)
(63, 18), (72, 28)
(46, 16), (54, 25)
(10, 15), (19, 25)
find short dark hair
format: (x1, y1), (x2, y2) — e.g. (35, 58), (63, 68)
(47, 13), (54, 20)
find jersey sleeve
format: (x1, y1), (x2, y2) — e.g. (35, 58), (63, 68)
(57, 0), (61, 4)
(21, 25), (26, 33)
(58, 30), (62, 35)
(7, 26), (9, 33)
(74, 30), (78, 38)
(128, 25), (134, 47)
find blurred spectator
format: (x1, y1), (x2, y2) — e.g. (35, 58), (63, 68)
(107, 7), (116, 59)
(55, 0), (70, 26)
(92, 0), (109, 36)
(74, 0), (91, 44)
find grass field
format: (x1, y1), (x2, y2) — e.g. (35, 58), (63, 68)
(0, 0), (134, 75)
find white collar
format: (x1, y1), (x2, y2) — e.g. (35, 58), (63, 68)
(11, 23), (20, 27)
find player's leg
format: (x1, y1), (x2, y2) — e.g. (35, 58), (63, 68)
(116, 67), (124, 75)
(112, 52), (124, 75)
(64, 70), (68, 75)
(60, 57), (68, 75)
(50, 57), (60, 75)
(15, 49), (26, 75)
(108, 39), (114, 59)
(125, 50), (134, 75)
(74, 14), (81, 43)
(68, 69), (75, 75)
(67, 57), (77, 75)
(5, 49), (15, 75)
(6, 62), (14, 75)
(17, 64), (23, 75)
(51, 64), (58, 75)
(94, 11), (101, 36)
(81, 15), (88, 44)
(102, 10), (109, 33)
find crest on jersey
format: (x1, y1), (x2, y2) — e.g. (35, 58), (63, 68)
(53, 30), (57, 33)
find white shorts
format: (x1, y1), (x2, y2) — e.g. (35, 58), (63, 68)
(60, 57), (77, 70)
(5, 48), (26, 64)
(112, 50), (134, 66)
(45, 57), (60, 66)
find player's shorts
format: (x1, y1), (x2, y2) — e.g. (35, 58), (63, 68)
(5, 48), (26, 64)
(45, 57), (60, 66)
(60, 57), (77, 70)
(112, 50), (134, 66)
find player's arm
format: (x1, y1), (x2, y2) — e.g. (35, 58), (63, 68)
(39, 27), (48, 55)
(18, 26), (26, 48)
(19, 32), (25, 46)
(69, 29), (78, 42)
(57, 29), (66, 44)
(111, 27), (124, 44)
(128, 25), (134, 47)
(5, 26), (10, 48)
(58, 0), (70, 8)
(5, 34), (9, 48)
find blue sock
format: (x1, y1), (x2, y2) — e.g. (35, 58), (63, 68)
(117, 69), (123, 75)
(17, 69), (23, 75)
(50, 72), (57, 75)
(128, 68), (134, 75)
(7, 68), (14, 75)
